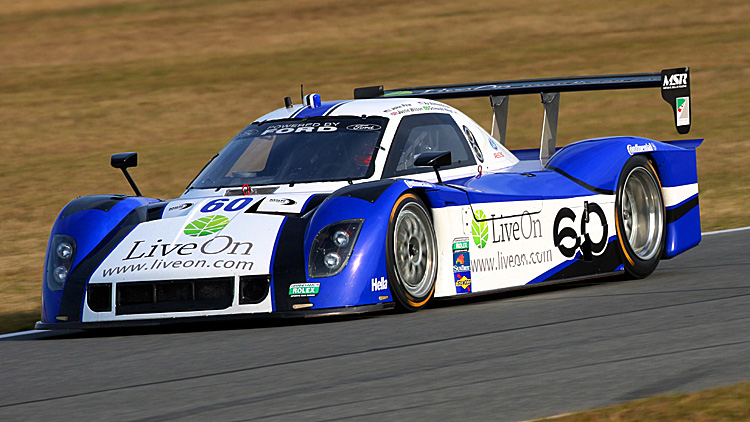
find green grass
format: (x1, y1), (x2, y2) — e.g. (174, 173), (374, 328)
(535, 382), (750, 422)
(1, 0), (749, 334)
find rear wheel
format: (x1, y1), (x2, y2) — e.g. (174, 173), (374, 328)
(386, 193), (437, 311)
(615, 155), (666, 278)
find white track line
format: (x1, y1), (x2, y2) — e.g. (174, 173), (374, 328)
(2, 226), (748, 339)
(0, 329), (49, 340)
(702, 226), (750, 236)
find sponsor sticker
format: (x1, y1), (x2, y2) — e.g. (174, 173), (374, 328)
(346, 124), (381, 131)
(452, 237), (472, 293)
(167, 202), (193, 212)
(404, 180), (434, 189)
(371, 276), (388, 292)
(289, 283), (320, 297)
(262, 122), (340, 136)
(676, 97), (690, 126)
(463, 126), (484, 163)
(452, 237), (470, 252)
(184, 215), (229, 237)
(453, 252), (471, 273)
(454, 271), (472, 294)
(236, 129), (258, 138)
(627, 142), (656, 155)
(268, 198), (296, 205)
(471, 210), (489, 249)
(663, 73), (688, 90)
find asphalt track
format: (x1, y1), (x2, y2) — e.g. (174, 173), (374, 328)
(1, 230), (749, 422)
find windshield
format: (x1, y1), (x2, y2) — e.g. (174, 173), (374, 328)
(189, 117), (388, 189)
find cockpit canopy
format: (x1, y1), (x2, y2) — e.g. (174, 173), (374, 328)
(189, 116), (387, 189)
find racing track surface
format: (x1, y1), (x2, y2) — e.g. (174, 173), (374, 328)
(1, 230), (749, 422)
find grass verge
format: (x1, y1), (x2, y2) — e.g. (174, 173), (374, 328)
(1, 0), (749, 332)
(535, 382), (750, 422)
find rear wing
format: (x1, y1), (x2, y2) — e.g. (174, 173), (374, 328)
(354, 68), (691, 162)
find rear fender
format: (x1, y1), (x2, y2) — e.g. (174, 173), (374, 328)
(546, 136), (702, 258)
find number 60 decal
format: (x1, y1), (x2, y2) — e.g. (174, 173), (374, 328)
(200, 197), (253, 213)
(553, 203), (608, 258)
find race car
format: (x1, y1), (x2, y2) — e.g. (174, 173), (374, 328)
(37, 67), (701, 329)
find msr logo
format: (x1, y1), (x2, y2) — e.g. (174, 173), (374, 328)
(663, 73), (688, 89)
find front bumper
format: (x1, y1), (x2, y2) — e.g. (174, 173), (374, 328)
(35, 302), (394, 330)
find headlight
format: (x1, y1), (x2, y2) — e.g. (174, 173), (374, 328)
(46, 234), (76, 291)
(308, 219), (363, 278)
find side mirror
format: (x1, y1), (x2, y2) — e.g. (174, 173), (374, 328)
(111, 152), (138, 169)
(110, 152), (142, 196)
(414, 151), (451, 184)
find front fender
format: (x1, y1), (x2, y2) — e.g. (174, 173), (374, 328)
(42, 195), (160, 323)
(304, 179), (464, 309)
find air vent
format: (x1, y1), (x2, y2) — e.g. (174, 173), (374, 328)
(239, 275), (271, 304)
(87, 283), (112, 312)
(116, 277), (233, 315)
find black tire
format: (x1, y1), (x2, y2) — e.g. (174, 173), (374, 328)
(386, 193), (438, 311)
(615, 155), (666, 278)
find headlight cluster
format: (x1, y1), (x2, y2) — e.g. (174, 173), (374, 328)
(46, 234), (76, 291)
(308, 219), (363, 278)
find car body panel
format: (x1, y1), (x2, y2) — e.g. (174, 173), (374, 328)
(38, 90), (702, 329)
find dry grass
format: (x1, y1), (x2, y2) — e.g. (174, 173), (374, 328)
(535, 382), (750, 422)
(1, 0), (749, 333)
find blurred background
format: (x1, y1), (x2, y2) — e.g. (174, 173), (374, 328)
(1, 0), (748, 332)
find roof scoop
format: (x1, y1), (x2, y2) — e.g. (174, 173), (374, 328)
(304, 93), (322, 108)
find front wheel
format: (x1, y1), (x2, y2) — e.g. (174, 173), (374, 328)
(615, 155), (666, 278)
(386, 193), (438, 311)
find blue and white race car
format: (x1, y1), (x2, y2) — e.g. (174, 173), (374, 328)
(38, 67), (700, 329)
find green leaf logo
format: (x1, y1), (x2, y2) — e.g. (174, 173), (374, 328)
(471, 210), (488, 249)
(184, 215), (230, 237)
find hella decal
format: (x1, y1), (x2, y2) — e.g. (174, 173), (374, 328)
(371, 277), (388, 292)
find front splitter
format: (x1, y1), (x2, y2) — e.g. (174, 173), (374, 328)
(35, 302), (395, 330)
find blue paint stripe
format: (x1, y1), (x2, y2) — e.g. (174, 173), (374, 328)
(294, 101), (347, 118)
(290, 106), (309, 118)
(323, 100), (353, 116)
(526, 258), (577, 285)
(78, 222), (141, 319)
(268, 216), (288, 312)
(525, 236), (618, 285)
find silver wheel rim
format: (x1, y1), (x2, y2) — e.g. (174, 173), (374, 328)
(621, 167), (664, 260)
(393, 203), (437, 298)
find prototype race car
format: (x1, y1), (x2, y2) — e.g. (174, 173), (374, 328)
(37, 67), (701, 329)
